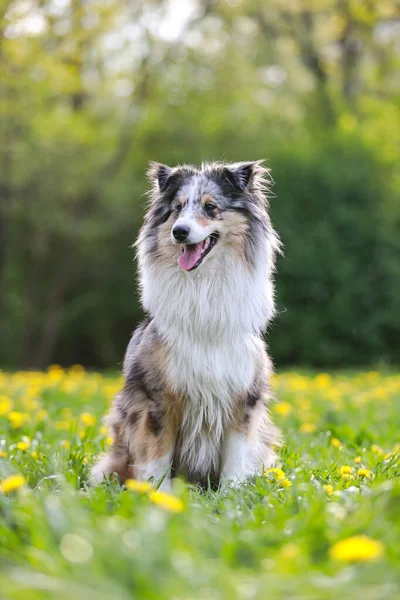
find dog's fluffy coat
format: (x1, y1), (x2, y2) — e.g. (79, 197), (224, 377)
(92, 160), (281, 488)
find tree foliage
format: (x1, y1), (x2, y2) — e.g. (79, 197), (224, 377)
(0, 0), (399, 368)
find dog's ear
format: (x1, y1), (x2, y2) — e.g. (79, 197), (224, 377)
(223, 161), (267, 192)
(147, 162), (176, 193)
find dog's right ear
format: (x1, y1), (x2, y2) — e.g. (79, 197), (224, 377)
(147, 162), (176, 193)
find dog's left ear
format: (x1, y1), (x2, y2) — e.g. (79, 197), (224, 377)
(223, 160), (266, 192)
(147, 162), (176, 193)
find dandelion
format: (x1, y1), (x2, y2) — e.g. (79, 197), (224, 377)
(149, 490), (183, 513)
(0, 450), (8, 458)
(0, 395), (13, 415)
(280, 543), (300, 560)
(70, 364), (85, 374)
(331, 438), (342, 449)
(264, 467), (292, 487)
(16, 439), (30, 451)
(60, 440), (70, 450)
(280, 477), (292, 488)
(357, 468), (371, 478)
(0, 474), (26, 494)
(315, 373), (332, 388)
(105, 436), (113, 446)
(323, 484), (334, 495)
(126, 479), (152, 494)
(300, 422), (317, 434)
(354, 456), (362, 464)
(338, 465), (353, 475)
(329, 535), (384, 562)
(274, 402), (292, 416)
(371, 444), (384, 456)
(80, 412), (96, 427)
(8, 411), (29, 429)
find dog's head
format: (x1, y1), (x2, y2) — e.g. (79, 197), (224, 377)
(139, 161), (278, 272)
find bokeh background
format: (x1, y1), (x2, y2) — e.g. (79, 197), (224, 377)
(1, 0), (399, 370)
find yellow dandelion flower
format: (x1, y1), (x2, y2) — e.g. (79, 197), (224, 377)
(274, 402), (292, 416)
(70, 364), (85, 374)
(341, 473), (353, 480)
(331, 438), (342, 449)
(338, 465), (353, 475)
(8, 411), (29, 429)
(357, 468), (371, 478)
(126, 479), (152, 493)
(0, 474), (26, 494)
(280, 477), (292, 488)
(48, 365), (64, 379)
(354, 456), (362, 464)
(371, 444), (384, 456)
(100, 426), (108, 436)
(265, 467), (286, 480)
(80, 412), (96, 427)
(105, 436), (113, 446)
(329, 535), (384, 562)
(300, 422), (317, 434)
(149, 490), (183, 513)
(0, 450), (8, 458)
(315, 373), (332, 388)
(31, 451), (38, 459)
(264, 468), (292, 487)
(280, 543), (300, 560)
(0, 395), (13, 415)
(60, 439), (70, 450)
(323, 484), (334, 495)
(16, 440), (30, 451)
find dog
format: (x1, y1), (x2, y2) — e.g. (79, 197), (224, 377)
(92, 160), (281, 489)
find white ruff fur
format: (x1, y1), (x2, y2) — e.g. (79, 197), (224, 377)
(139, 238), (275, 477)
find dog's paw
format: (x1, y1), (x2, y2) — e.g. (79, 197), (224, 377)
(89, 456), (109, 486)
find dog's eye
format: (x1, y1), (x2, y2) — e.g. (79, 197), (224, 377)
(175, 204), (183, 213)
(205, 203), (216, 214)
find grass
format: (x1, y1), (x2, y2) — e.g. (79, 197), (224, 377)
(0, 367), (399, 600)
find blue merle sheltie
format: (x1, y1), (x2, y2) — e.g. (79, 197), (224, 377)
(92, 160), (281, 489)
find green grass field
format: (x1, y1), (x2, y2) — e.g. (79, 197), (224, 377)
(0, 368), (399, 600)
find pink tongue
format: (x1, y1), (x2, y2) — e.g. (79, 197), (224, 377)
(178, 243), (203, 271)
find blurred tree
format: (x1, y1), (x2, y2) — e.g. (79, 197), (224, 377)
(0, 0), (399, 368)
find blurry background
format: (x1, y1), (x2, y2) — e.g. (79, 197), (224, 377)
(0, 0), (399, 370)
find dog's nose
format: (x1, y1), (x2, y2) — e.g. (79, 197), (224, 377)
(172, 224), (190, 242)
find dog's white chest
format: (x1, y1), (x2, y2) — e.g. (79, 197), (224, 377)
(165, 335), (255, 401)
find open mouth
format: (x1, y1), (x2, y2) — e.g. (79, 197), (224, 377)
(178, 233), (219, 271)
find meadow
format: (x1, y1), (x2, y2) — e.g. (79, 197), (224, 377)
(0, 367), (399, 600)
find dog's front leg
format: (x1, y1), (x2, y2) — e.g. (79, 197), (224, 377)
(220, 431), (260, 486)
(134, 448), (174, 492)
(132, 409), (176, 492)
(220, 426), (276, 487)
